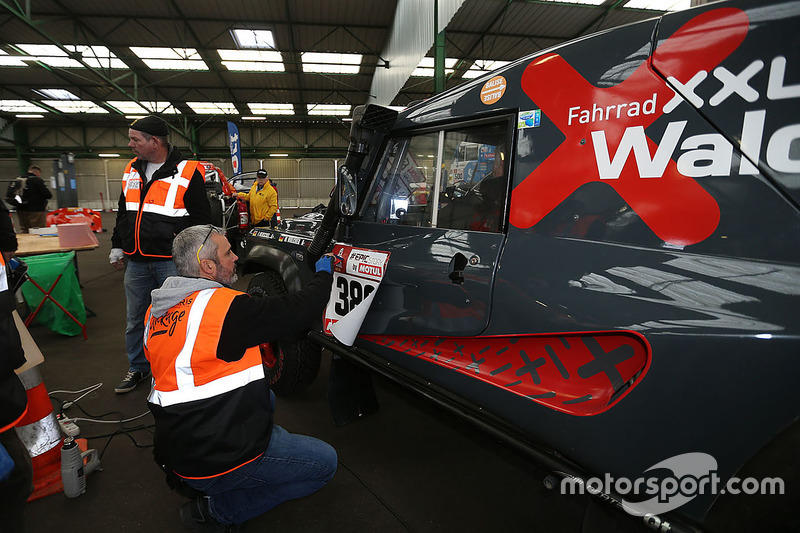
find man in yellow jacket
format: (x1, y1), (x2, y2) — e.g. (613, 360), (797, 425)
(239, 169), (278, 227)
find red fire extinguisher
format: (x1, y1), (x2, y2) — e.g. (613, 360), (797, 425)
(237, 198), (249, 230)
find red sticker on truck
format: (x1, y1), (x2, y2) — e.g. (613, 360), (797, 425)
(510, 8), (752, 246)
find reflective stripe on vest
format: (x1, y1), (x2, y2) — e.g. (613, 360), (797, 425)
(122, 159), (198, 217)
(145, 288), (264, 408)
(0, 252), (7, 292)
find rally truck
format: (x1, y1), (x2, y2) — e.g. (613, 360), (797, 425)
(241, 1), (799, 530)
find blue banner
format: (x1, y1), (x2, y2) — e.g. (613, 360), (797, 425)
(227, 121), (242, 176)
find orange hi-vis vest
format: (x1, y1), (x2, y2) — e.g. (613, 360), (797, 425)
(143, 286), (272, 478)
(121, 158), (200, 258)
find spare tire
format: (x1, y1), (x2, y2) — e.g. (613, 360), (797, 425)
(247, 271), (322, 395)
(207, 193), (224, 228)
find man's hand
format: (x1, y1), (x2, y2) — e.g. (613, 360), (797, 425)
(1, 250), (14, 264)
(315, 254), (337, 274)
(109, 248), (125, 271)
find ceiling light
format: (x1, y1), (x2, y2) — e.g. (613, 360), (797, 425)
(42, 100), (108, 113)
(0, 100), (46, 113)
(412, 57), (457, 77)
(242, 116), (266, 121)
(111, 102), (179, 115)
(307, 104), (351, 116)
(231, 29), (276, 50)
(36, 88), (79, 100)
(221, 60), (285, 72)
(16, 44), (126, 69)
(187, 102), (238, 114)
(623, 0), (690, 10)
(301, 52), (362, 74)
(218, 49), (285, 72)
(248, 103), (294, 115)
(15, 114), (44, 119)
(0, 50), (26, 67)
(270, 153), (289, 157)
(462, 60), (511, 79)
(107, 101), (148, 114)
(538, 0), (605, 4)
(98, 153), (120, 157)
(130, 47), (208, 70)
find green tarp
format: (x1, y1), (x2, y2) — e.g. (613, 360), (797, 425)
(20, 252), (86, 336)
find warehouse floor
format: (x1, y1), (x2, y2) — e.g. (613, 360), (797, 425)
(18, 214), (641, 532)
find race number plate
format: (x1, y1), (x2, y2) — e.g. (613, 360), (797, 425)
(323, 244), (390, 346)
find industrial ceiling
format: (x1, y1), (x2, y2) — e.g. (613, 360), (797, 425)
(0, 0), (687, 158)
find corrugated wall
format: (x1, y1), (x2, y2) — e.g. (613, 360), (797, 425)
(0, 156), (339, 212)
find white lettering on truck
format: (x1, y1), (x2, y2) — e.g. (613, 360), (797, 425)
(572, 55), (800, 179)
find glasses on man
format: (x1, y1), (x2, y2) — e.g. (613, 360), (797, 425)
(196, 225), (215, 267)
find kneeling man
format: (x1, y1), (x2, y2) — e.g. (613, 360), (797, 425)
(144, 225), (336, 530)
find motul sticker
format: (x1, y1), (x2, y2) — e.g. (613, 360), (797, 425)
(324, 244), (390, 346)
(481, 75), (506, 105)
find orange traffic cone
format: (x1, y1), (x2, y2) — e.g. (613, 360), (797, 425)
(14, 366), (64, 501)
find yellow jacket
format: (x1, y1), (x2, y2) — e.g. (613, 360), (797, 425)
(238, 182), (278, 225)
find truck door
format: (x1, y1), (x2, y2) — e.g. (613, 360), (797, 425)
(350, 118), (512, 336)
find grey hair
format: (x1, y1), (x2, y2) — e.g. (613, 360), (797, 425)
(172, 225), (225, 277)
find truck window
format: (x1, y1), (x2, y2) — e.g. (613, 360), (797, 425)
(438, 122), (509, 232)
(364, 120), (510, 233)
(364, 133), (438, 226)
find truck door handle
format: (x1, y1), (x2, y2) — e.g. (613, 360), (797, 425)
(448, 253), (468, 284)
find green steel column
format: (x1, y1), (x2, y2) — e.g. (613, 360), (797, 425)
(434, 0), (446, 95)
(190, 123), (200, 159)
(13, 121), (31, 174)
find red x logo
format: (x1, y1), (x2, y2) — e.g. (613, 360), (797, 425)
(510, 8), (750, 246)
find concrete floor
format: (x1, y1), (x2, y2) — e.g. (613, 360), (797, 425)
(18, 213), (638, 533)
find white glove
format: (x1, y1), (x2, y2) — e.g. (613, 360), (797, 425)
(109, 248), (125, 264)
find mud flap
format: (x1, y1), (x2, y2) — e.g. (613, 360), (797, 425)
(327, 355), (379, 426)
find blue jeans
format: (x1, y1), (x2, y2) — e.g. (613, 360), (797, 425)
(124, 259), (177, 373)
(183, 425), (337, 525)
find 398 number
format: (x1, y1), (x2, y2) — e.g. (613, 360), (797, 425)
(334, 276), (375, 315)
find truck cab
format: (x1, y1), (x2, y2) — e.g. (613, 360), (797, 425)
(243, 1), (799, 529)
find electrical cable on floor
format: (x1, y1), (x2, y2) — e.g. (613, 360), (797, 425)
(49, 382), (103, 408)
(336, 458), (411, 531)
(48, 382), (156, 459)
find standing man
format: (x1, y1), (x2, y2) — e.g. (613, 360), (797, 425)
(6, 165), (51, 232)
(238, 169), (278, 227)
(145, 225), (337, 529)
(0, 199), (33, 530)
(109, 116), (212, 394)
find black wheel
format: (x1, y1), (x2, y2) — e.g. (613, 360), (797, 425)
(207, 193), (224, 228)
(247, 271), (322, 395)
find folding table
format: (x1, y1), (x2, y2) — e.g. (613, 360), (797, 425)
(15, 233), (99, 339)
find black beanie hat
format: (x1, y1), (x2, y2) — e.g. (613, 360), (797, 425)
(130, 115), (169, 137)
(256, 169), (268, 178)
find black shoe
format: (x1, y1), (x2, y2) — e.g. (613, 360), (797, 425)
(114, 370), (151, 394)
(180, 497), (237, 532)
